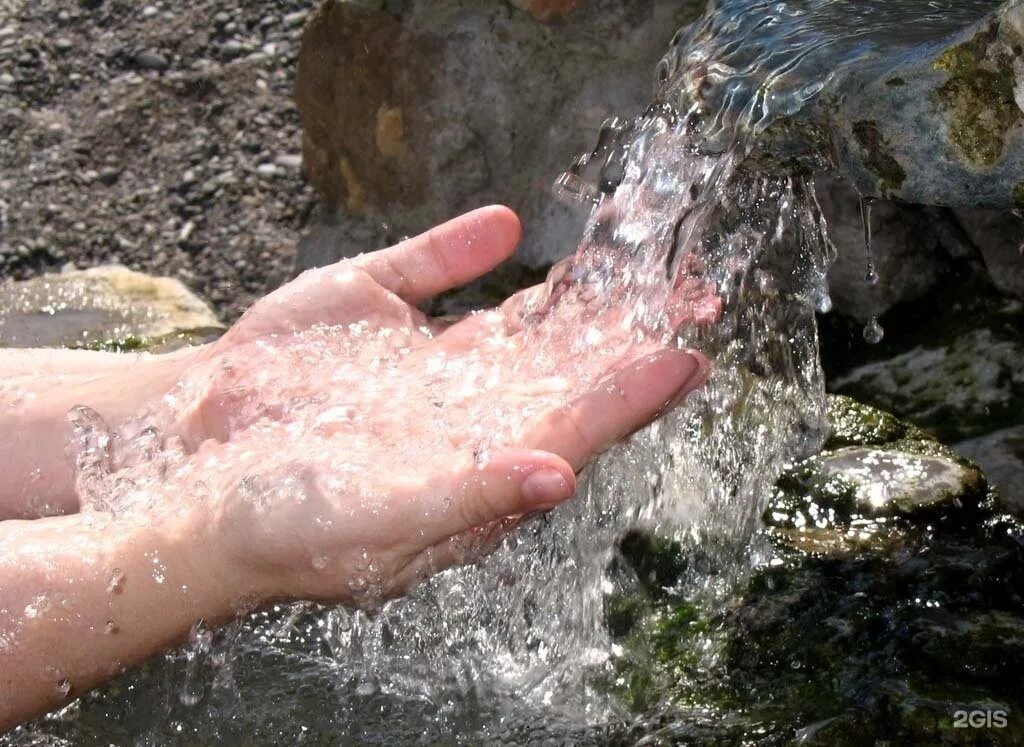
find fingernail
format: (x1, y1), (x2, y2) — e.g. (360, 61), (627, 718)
(522, 468), (572, 507)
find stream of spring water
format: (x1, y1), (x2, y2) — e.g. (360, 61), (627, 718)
(6, 0), (1006, 744)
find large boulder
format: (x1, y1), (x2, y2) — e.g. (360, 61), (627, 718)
(293, 0), (705, 271)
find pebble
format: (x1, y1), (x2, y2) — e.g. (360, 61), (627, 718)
(54, 37), (74, 52)
(134, 50), (169, 71)
(98, 167), (122, 186)
(274, 154), (302, 170)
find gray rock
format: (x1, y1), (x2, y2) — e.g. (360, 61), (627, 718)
(133, 50), (169, 71)
(293, 0), (706, 271)
(816, 0), (1024, 209)
(954, 207), (1024, 300)
(832, 309), (1024, 443)
(957, 425), (1024, 510)
(0, 265), (224, 350)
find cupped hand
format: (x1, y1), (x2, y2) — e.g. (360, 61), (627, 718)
(110, 207), (717, 608)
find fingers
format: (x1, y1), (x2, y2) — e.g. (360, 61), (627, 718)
(417, 447), (576, 545)
(522, 349), (709, 470)
(352, 205), (522, 304)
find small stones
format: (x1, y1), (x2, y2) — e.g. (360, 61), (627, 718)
(132, 50), (169, 72)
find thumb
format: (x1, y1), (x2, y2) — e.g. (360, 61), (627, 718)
(422, 448), (576, 543)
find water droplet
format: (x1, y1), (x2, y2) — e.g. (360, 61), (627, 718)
(816, 293), (832, 314)
(56, 679), (72, 697)
(104, 621), (119, 635)
(107, 568), (125, 594)
(863, 317), (884, 344)
(311, 553), (328, 571)
(864, 267), (879, 286)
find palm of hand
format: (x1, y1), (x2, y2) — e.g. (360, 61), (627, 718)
(137, 207), (714, 605)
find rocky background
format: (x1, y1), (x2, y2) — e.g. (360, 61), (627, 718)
(0, 0), (317, 321)
(2, 0), (1021, 505)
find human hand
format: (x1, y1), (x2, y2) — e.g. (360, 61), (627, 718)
(96, 206), (717, 609)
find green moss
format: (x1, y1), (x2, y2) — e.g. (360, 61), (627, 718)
(851, 120), (907, 197)
(933, 27), (1021, 166)
(1014, 181), (1024, 207)
(824, 395), (910, 449)
(71, 335), (152, 353)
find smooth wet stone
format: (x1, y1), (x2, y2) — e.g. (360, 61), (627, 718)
(815, 446), (987, 517)
(293, 0), (706, 272)
(768, 396), (992, 544)
(0, 265), (224, 350)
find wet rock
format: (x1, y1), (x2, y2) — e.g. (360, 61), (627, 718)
(604, 394), (1022, 744)
(294, 0), (706, 271)
(0, 265), (224, 350)
(815, 446), (987, 517)
(826, 0), (1024, 209)
(769, 396), (990, 536)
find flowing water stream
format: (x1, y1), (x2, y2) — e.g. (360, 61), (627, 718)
(5, 0), (1009, 744)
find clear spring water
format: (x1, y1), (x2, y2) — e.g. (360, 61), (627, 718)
(5, 0), (1004, 743)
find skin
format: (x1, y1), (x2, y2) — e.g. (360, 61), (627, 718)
(0, 206), (713, 732)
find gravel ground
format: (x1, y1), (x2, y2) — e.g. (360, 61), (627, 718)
(0, 0), (321, 321)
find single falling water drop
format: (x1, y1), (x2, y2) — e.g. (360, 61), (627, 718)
(107, 568), (125, 594)
(56, 679), (72, 698)
(863, 317), (885, 344)
(859, 195), (878, 286)
(816, 293), (832, 314)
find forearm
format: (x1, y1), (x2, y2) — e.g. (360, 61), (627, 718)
(0, 348), (197, 519)
(0, 510), (244, 732)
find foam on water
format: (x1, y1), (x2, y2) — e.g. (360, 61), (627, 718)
(8, 0), (1005, 743)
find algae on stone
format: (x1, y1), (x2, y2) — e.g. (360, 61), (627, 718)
(933, 25), (1022, 167)
(851, 120), (907, 196)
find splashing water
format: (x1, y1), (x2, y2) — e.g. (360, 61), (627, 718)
(14, 0), (1006, 743)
